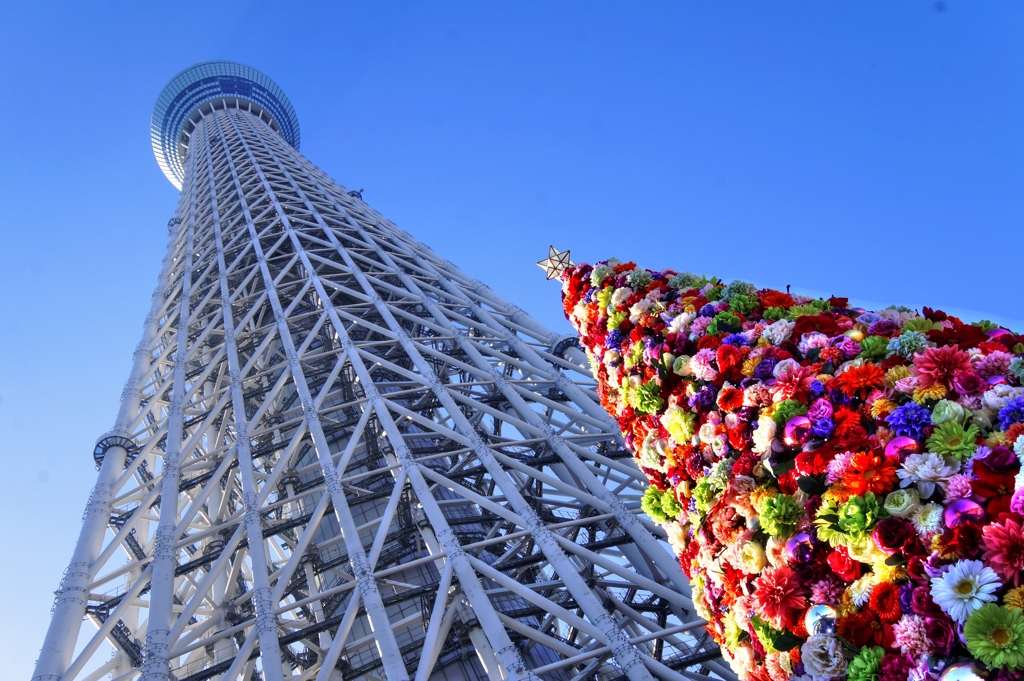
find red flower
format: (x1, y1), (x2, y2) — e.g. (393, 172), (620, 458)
(759, 290), (795, 309)
(972, 458), (1018, 517)
(833, 408), (867, 445)
(697, 335), (722, 351)
(926, 323), (989, 350)
(752, 566), (807, 630)
(911, 345), (973, 389)
(833, 364), (886, 401)
(827, 546), (862, 582)
(837, 608), (894, 648)
(716, 344), (742, 373)
(869, 581), (903, 623)
(981, 514), (1024, 587)
(792, 313), (841, 337)
(843, 451), (898, 496)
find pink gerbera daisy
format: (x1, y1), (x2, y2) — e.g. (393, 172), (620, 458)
(981, 516), (1024, 587)
(752, 566), (806, 630)
(911, 345), (973, 390)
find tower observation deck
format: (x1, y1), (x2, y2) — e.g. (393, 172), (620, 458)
(33, 61), (727, 681)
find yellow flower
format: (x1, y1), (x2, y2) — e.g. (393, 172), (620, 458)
(913, 383), (947, 404)
(885, 366), (911, 390)
(1006, 586), (1024, 612)
(742, 357), (762, 378)
(750, 487), (777, 513)
(987, 431), (1008, 447)
(871, 398), (898, 420)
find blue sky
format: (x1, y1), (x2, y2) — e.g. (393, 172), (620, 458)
(2, 1), (1023, 676)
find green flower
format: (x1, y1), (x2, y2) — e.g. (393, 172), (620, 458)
(927, 420), (979, 460)
(1011, 357), (1024, 381)
(661, 406), (697, 444)
(973, 319), (999, 332)
(858, 335), (890, 362)
(749, 615), (785, 654)
(692, 478), (718, 515)
(931, 399), (968, 425)
(886, 330), (930, 359)
(706, 310), (741, 336)
(785, 300), (829, 320)
(728, 293), (758, 315)
(847, 646), (884, 681)
(964, 604), (1024, 672)
(759, 494), (802, 538)
(624, 340), (645, 369)
(641, 486), (682, 522)
(626, 269), (653, 290)
(722, 279), (757, 302)
(596, 286), (614, 313)
(772, 399), (809, 428)
(837, 492), (885, 537)
(631, 379), (664, 415)
(671, 355), (693, 376)
(902, 317), (943, 333)
(704, 286), (723, 302)
(607, 310), (628, 330)
(667, 272), (710, 290)
(590, 265), (615, 288)
(763, 306), (787, 321)
(813, 497), (847, 547)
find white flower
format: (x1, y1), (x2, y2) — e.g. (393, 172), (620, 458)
(800, 635), (848, 679)
(911, 502), (944, 538)
(609, 286), (632, 308)
(883, 488), (922, 519)
(929, 559), (1001, 623)
(628, 297), (655, 324)
(897, 451), (959, 499)
(761, 318), (795, 346)
(848, 572), (879, 608)
(772, 358), (800, 378)
(751, 418), (778, 455)
(982, 385), (1024, 415)
(667, 311), (696, 335)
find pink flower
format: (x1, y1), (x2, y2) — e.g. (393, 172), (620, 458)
(944, 474), (975, 502)
(892, 613), (931, 655)
(810, 576), (844, 605)
(981, 515), (1024, 586)
(977, 350), (1013, 379)
(912, 345), (973, 390)
(752, 566), (807, 630)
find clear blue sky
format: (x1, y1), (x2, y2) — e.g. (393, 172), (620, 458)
(2, 1), (1023, 676)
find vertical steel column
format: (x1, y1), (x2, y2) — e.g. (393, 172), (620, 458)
(141, 118), (202, 681)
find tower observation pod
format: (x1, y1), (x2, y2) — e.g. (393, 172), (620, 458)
(33, 61), (728, 681)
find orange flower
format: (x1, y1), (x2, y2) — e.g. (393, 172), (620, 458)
(843, 451), (898, 496)
(832, 364), (886, 400)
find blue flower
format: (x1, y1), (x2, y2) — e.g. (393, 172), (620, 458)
(998, 395), (1024, 430)
(886, 403), (932, 440)
(721, 333), (749, 347)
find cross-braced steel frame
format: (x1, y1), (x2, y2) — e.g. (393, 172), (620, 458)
(33, 100), (728, 681)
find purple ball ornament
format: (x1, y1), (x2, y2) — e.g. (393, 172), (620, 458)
(987, 375), (1010, 387)
(944, 499), (985, 528)
(784, 416), (812, 447)
(885, 435), (919, 459)
(986, 328), (1012, 340)
(785, 532), (814, 563)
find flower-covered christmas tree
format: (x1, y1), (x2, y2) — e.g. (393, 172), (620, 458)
(559, 258), (1024, 681)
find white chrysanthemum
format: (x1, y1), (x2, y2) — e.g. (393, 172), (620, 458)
(929, 559), (1001, 623)
(848, 572), (879, 607)
(667, 311), (696, 335)
(911, 502), (944, 538)
(897, 451), (959, 499)
(761, 318), (795, 346)
(751, 418), (777, 455)
(628, 297), (655, 324)
(609, 286), (632, 308)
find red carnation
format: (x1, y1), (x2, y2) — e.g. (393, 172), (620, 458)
(827, 546), (862, 582)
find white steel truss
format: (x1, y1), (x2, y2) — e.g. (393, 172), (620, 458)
(34, 99), (727, 681)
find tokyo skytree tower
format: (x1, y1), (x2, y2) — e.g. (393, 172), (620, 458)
(33, 61), (726, 681)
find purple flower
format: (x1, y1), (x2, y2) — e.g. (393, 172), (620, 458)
(868, 318), (898, 336)
(605, 329), (623, 349)
(809, 379), (826, 399)
(688, 385), (717, 409)
(699, 303), (716, 317)
(753, 357), (777, 380)
(811, 418), (834, 439)
(807, 398), (834, 421)
(998, 395), (1024, 430)
(886, 403), (932, 440)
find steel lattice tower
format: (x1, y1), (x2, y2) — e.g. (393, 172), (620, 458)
(33, 62), (726, 681)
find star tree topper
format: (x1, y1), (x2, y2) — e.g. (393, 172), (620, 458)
(537, 246), (574, 280)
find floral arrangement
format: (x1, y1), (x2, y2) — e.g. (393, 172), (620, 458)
(559, 259), (1024, 681)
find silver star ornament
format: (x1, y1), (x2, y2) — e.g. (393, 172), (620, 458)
(537, 246), (574, 280)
